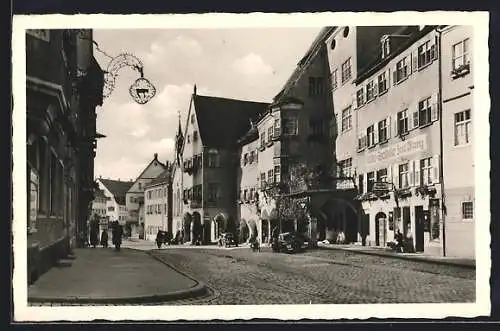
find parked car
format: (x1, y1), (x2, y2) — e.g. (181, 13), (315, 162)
(218, 233), (238, 248)
(272, 232), (305, 254)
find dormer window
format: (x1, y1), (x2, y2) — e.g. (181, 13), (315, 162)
(381, 37), (391, 59)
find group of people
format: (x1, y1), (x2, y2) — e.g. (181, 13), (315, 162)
(89, 218), (123, 251)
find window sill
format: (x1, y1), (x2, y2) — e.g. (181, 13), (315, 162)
(453, 143), (472, 149)
(367, 144), (376, 149)
(462, 218), (474, 222)
(418, 122), (433, 129)
(366, 97), (376, 105)
(417, 61), (433, 72)
(394, 76), (409, 86)
(378, 89), (388, 97)
(357, 148), (366, 153)
(379, 139), (389, 146)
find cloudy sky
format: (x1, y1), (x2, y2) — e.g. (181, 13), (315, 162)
(93, 28), (322, 181)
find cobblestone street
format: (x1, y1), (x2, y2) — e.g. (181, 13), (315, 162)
(151, 247), (476, 305)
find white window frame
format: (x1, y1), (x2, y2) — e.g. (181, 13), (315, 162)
(331, 69), (338, 90)
(341, 106), (352, 133)
(356, 88), (365, 108)
(418, 97), (432, 127)
(452, 38), (470, 71)
(417, 40), (434, 68)
(367, 124), (375, 147)
(454, 110), (471, 146)
(461, 201), (474, 220)
(366, 80), (376, 102)
(395, 57), (409, 83)
(398, 163), (409, 188)
(420, 157), (433, 186)
(341, 57), (352, 84)
(378, 119), (388, 143)
(378, 71), (388, 94)
(397, 109), (409, 136)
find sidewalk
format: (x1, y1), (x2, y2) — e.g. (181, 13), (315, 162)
(28, 247), (207, 305)
(318, 243), (475, 268)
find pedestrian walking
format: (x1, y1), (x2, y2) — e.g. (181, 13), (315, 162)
(89, 217), (99, 248)
(112, 221), (123, 251)
(100, 229), (109, 248)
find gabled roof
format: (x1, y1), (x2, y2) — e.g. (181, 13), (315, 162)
(99, 179), (134, 205)
(127, 153), (167, 193)
(145, 168), (172, 188)
(192, 94), (269, 149)
(236, 126), (259, 147)
(272, 27), (337, 104)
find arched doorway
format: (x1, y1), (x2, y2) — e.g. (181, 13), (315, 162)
(320, 198), (359, 244)
(375, 212), (387, 247)
(182, 213), (192, 243)
(192, 212), (202, 244)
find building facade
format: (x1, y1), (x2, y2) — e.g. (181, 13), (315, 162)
(26, 29), (104, 284)
(351, 26), (444, 255)
(125, 153), (167, 238)
(172, 88), (268, 244)
(144, 169), (173, 241)
(97, 178), (133, 225)
(90, 189), (108, 232)
(236, 126), (261, 243)
(440, 25), (474, 258)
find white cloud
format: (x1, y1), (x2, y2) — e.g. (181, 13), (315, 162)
(143, 34), (203, 67)
(232, 53), (274, 77)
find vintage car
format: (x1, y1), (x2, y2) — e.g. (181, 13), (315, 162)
(271, 232), (306, 254)
(218, 232), (238, 248)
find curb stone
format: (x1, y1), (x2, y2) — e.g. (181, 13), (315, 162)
(29, 250), (208, 305)
(318, 246), (475, 269)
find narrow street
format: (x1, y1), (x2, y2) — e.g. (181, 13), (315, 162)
(151, 247), (476, 305)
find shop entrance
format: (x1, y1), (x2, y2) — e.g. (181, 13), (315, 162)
(375, 212), (387, 247)
(415, 206), (425, 252)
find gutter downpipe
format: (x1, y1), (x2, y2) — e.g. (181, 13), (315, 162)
(436, 26), (446, 257)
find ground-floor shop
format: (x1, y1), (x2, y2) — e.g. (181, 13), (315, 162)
(361, 186), (444, 256)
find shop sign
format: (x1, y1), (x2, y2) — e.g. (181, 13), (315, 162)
(367, 134), (427, 166)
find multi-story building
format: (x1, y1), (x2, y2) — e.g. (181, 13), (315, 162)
(91, 189), (108, 232)
(125, 153), (168, 238)
(326, 25), (421, 245)
(97, 178), (133, 226)
(334, 25), (444, 256)
(171, 87), (268, 244)
(440, 25), (474, 258)
(144, 168), (173, 241)
(236, 124), (261, 243)
(26, 29), (104, 284)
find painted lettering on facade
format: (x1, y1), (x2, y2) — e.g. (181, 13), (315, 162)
(366, 134), (427, 165)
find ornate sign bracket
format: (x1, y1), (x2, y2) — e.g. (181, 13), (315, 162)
(76, 30), (157, 105)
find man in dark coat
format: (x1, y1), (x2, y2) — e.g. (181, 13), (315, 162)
(89, 217), (99, 248)
(112, 221), (123, 251)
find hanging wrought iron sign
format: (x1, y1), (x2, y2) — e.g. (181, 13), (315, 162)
(102, 53), (156, 104)
(76, 30), (157, 105)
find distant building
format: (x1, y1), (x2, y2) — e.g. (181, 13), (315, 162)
(26, 29), (104, 284)
(97, 178), (134, 227)
(172, 88), (268, 244)
(125, 153), (168, 238)
(91, 189), (108, 232)
(144, 168), (173, 241)
(440, 25), (474, 258)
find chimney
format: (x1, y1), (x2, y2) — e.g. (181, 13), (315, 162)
(154, 153), (158, 160)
